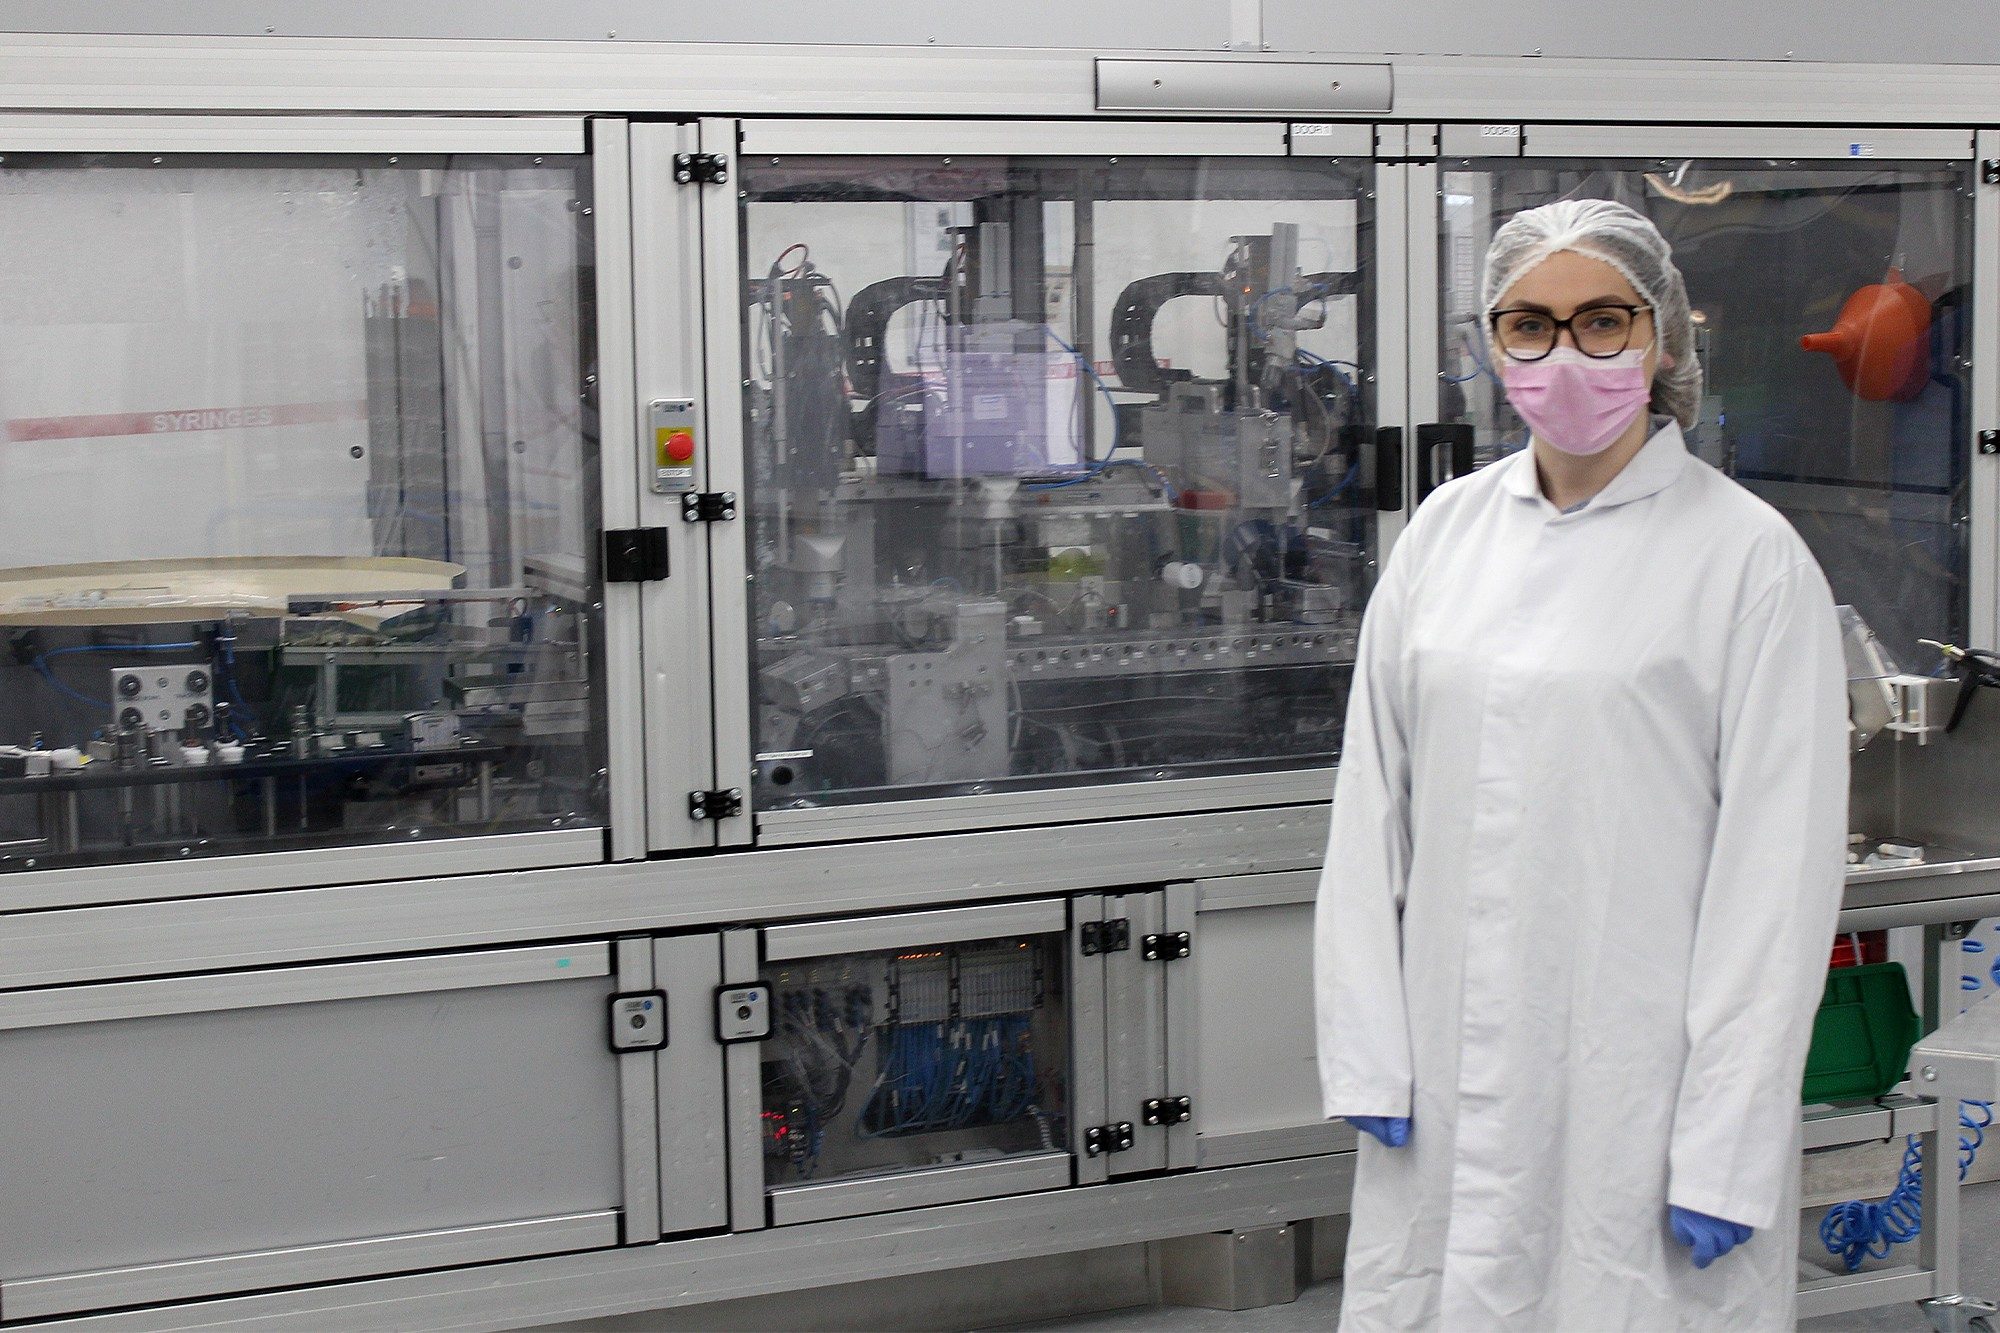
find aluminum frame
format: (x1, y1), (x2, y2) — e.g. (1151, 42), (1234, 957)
(613, 935), (663, 1242)
(20, 37), (2000, 128)
(719, 928), (767, 1232)
(653, 931), (730, 1239)
(1976, 130), (2000, 648)
(0, 941), (609, 1030)
(768, 1152), (1071, 1227)
(1521, 123), (1974, 162)
(1070, 893), (1113, 1188)
(0, 805), (1335, 993)
(0, 112), (586, 154)
(740, 118), (1285, 159)
(46, 1154), (1356, 1332)
(0, 1210), (621, 1322)
(1374, 162), (1413, 549)
(697, 115), (756, 850)
(628, 120), (722, 855)
(763, 898), (1068, 962)
(755, 769), (1335, 847)
(1102, 887), (1171, 1177)
(592, 117), (652, 862)
(0, 826), (604, 913)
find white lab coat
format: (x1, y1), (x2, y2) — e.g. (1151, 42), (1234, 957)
(1315, 421), (1848, 1332)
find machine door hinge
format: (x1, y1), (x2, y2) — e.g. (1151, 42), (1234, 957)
(1983, 159), (2000, 186)
(674, 152), (729, 185)
(1981, 430), (1999, 456)
(602, 527), (670, 583)
(681, 491), (738, 523)
(689, 788), (743, 821)
(1140, 931), (1191, 962)
(1142, 1096), (1192, 1127)
(1084, 1121), (1136, 1157)
(1081, 919), (1131, 956)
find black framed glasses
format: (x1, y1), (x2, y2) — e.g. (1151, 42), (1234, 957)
(1487, 302), (1653, 362)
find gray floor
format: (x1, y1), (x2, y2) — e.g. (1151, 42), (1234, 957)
(1002, 1182), (2000, 1332)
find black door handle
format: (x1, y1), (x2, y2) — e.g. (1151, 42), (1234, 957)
(1373, 426), (1404, 512)
(1415, 423), (1475, 504)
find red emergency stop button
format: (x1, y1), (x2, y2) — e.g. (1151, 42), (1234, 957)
(663, 429), (696, 464)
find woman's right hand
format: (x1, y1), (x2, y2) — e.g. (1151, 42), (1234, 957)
(1347, 1116), (1412, 1148)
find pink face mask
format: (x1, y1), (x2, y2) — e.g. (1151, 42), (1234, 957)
(1500, 346), (1651, 456)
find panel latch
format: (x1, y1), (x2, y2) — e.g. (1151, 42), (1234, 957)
(1142, 1095), (1192, 1126)
(1084, 1122), (1136, 1156)
(681, 491), (739, 523)
(674, 152), (729, 185)
(690, 788), (744, 821)
(602, 527), (670, 583)
(1081, 919), (1131, 956)
(1141, 931), (1191, 962)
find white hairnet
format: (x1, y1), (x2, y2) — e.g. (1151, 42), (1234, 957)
(1482, 199), (1703, 431)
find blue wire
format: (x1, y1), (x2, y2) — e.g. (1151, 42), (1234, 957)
(31, 658), (108, 713)
(42, 641), (200, 659)
(1022, 327), (1159, 494)
(1304, 460), (1362, 509)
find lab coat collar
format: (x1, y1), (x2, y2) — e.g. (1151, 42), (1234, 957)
(1502, 419), (1691, 514)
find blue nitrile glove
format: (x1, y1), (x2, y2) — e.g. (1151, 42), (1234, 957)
(1347, 1116), (1411, 1148)
(1669, 1205), (1754, 1268)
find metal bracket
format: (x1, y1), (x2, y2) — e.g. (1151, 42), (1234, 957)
(681, 491), (739, 523)
(1084, 1122), (1136, 1157)
(689, 788), (743, 821)
(1142, 1095), (1192, 1126)
(1984, 159), (2000, 186)
(674, 152), (729, 185)
(1981, 430), (1999, 456)
(1081, 919), (1131, 956)
(1920, 1293), (2000, 1333)
(602, 527), (670, 583)
(1141, 931), (1191, 962)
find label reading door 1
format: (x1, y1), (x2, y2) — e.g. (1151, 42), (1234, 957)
(651, 398), (698, 493)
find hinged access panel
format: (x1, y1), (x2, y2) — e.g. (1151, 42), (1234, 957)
(630, 120), (732, 854)
(725, 899), (1084, 1228)
(0, 942), (656, 1319)
(1183, 870), (1350, 1168)
(1098, 883), (1198, 1177)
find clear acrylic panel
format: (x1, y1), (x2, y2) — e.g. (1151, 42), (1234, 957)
(739, 155), (1379, 811)
(1439, 158), (1972, 664)
(761, 930), (1068, 1189)
(0, 155), (606, 873)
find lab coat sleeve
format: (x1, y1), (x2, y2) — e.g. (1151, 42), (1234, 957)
(1315, 547), (1416, 1120)
(1667, 558), (1848, 1230)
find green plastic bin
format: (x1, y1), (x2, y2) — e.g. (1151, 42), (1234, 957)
(1802, 962), (1922, 1104)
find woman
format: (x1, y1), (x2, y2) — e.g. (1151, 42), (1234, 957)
(1314, 199), (1848, 1331)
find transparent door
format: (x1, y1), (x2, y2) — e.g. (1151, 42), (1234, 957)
(1438, 155), (1972, 663)
(737, 152), (1379, 813)
(761, 928), (1069, 1193)
(0, 154), (607, 873)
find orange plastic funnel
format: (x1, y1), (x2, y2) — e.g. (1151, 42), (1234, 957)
(1799, 268), (1933, 403)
